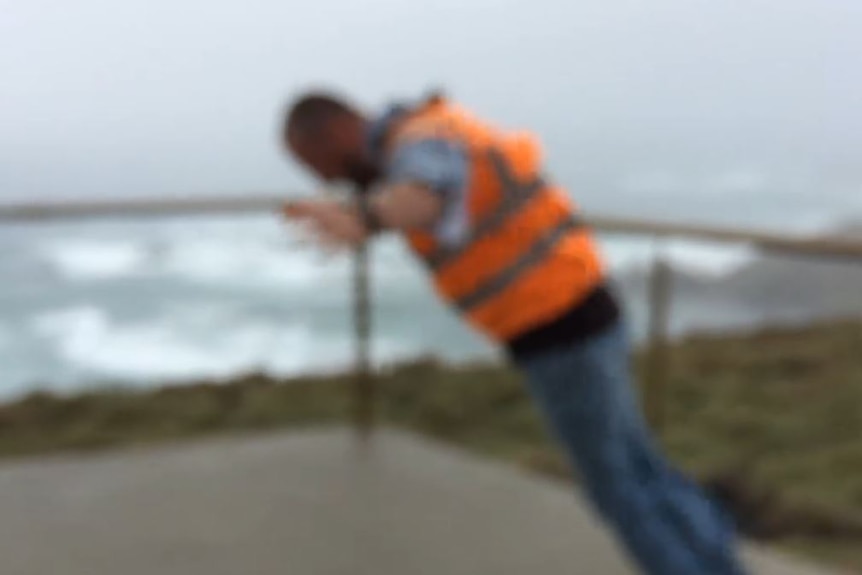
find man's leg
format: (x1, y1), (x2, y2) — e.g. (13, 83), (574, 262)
(514, 320), (749, 575)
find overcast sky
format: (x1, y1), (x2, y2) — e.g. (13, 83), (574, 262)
(1, 0), (860, 228)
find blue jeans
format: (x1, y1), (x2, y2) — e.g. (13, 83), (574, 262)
(513, 319), (749, 575)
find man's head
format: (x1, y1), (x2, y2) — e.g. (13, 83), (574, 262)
(283, 91), (380, 189)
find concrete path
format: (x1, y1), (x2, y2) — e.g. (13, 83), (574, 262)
(0, 427), (847, 575)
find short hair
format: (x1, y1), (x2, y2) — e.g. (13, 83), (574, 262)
(284, 91), (359, 138)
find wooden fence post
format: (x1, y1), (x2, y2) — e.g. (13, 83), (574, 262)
(352, 231), (375, 438)
(644, 249), (673, 432)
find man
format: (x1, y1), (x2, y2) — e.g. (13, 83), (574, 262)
(281, 89), (749, 575)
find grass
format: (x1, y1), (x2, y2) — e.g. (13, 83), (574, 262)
(0, 319), (861, 570)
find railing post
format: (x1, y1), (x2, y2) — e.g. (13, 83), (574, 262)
(352, 229), (375, 438)
(644, 245), (673, 432)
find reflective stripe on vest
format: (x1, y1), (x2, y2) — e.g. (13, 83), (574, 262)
(454, 215), (583, 313)
(423, 148), (548, 271)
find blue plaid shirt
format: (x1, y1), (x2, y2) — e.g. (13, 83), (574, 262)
(365, 102), (469, 247)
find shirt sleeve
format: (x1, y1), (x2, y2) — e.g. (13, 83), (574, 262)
(383, 138), (470, 247)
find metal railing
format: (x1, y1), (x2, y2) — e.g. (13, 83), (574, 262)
(5, 196), (862, 260)
(3, 194), (862, 433)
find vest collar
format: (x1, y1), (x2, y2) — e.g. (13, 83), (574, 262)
(364, 91), (448, 162)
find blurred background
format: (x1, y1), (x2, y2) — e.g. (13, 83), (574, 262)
(1, 0), (860, 399)
(1, 2), (862, 571)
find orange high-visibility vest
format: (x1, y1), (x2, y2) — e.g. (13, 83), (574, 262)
(382, 96), (608, 343)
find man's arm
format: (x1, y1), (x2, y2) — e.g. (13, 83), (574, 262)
(366, 138), (469, 245)
(365, 182), (443, 232)
(284, 138), (468, 249)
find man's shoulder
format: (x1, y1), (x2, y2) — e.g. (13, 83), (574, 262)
(365, 91), (459, 156)
(365, 102), (410, 156)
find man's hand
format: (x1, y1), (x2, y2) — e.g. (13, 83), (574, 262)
(283, 198), (369, 251)
(282, 183), (444, 252)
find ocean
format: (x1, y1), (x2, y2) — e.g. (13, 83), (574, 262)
(0, 213), (766, 400)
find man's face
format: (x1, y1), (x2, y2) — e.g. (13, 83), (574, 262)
(286, 127), (347, 184)
(286, 117), (381, 190)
